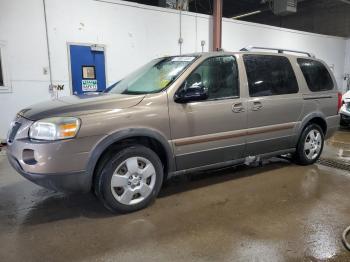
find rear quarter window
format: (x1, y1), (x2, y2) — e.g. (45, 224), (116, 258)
(297, 58), (334, 92)
(243, 55), (299, 97)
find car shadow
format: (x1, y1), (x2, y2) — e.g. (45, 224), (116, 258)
(159, 158), (291, 198)
(1, 157), (292, 227)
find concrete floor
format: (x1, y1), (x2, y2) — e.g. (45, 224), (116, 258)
(0, 131), (350, 261)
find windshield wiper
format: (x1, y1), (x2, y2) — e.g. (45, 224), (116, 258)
(122, 90), (148, 95)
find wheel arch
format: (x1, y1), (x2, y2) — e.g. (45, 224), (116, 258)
(85, 128), (175, 191)
(294, 112), (328, 146)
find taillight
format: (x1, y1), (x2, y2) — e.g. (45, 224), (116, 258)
(337, 92), (343, 113)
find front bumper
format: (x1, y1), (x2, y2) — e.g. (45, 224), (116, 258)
(7, 153), (90, 192)
(6, 115), (103, 192)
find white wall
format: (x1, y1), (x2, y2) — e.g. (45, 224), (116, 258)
(45, 0), (213, 96)
(46, 0), (181, 95)
(0, 0), (51, 140)
(0, 0), (348, 139)
(222, 18), (346, 90)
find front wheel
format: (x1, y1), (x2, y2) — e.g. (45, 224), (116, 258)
(294, 124), (324, 165)
(94, 145), (163, 213)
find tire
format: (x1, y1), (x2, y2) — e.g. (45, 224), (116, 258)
(294, 124), (324, 165)
(94, 145), (163, 213)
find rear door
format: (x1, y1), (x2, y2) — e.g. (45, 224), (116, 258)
(243, 54), (303, 156)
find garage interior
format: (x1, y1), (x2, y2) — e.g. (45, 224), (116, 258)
(1, 0), (350, 261)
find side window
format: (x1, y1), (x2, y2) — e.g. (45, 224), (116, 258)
(243, 55), (299, 97)
(297, 58), (334, 92)
(185, 56), (239, 100)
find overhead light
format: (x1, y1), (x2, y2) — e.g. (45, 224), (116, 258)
(232, 10), (262, 19)
(339, 0), (350, 4)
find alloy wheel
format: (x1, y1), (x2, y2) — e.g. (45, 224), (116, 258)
(304, 129), (322, 160)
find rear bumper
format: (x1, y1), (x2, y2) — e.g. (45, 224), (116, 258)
(325, 115), (340, 139)
(7, 153), (90, 192)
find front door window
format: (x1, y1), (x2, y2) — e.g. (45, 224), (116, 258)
(184, 56), (239, 100)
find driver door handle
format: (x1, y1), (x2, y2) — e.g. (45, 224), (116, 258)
(232, 102), (245, 113)
(252, 101), (263, 111)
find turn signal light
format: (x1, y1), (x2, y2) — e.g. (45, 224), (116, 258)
(58, 123), (79, 138)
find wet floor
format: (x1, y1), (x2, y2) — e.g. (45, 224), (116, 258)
(323, 129), (350, 164)
(1, 131), (350, 261)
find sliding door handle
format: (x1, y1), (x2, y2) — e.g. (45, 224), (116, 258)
(232, 103), (245, 113)
(252, 101), (263, 111)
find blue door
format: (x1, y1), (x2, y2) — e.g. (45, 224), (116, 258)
(69, 45), (106, 95)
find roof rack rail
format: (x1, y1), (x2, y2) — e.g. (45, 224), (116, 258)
(240, 46), (315, 58)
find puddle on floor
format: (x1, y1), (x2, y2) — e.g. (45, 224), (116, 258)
(323, 130), (350, 162)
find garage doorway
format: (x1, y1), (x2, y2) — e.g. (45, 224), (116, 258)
(68, 44), (107, 95)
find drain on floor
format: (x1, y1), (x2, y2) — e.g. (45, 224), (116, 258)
(317, 158), (350, 172)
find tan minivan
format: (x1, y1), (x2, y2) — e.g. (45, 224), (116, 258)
(7, 47), (341, 213)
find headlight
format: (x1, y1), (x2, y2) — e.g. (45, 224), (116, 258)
(29, 117), (81, 141)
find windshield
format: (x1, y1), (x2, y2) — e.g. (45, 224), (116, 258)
(107, 56), (198, 94)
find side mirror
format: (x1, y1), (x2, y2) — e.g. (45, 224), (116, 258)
(175, 83), (208, 103)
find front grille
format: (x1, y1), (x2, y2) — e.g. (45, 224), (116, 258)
(7, 122), (22, 143)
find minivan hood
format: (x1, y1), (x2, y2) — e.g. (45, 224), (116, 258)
(19, 93), (145, 120)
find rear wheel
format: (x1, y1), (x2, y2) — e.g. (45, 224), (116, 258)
(94, 145), (163, 213)
(294, 124), (324, 165)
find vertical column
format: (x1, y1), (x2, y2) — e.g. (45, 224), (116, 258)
(213, 0), (223, 51)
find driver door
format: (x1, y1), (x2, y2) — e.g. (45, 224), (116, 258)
(168, 55), (247, 171)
